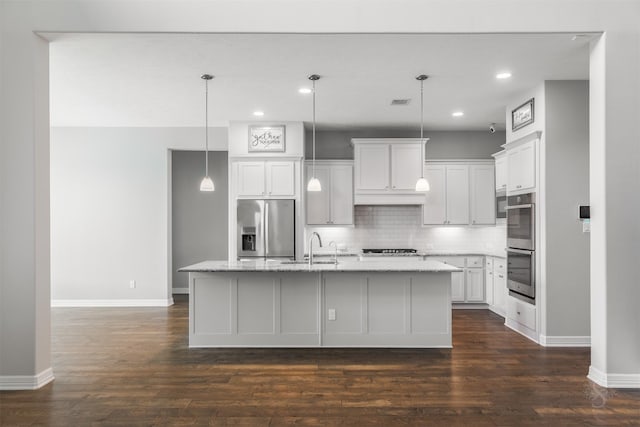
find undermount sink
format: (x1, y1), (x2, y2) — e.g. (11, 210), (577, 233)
(280, 260), (338, 265)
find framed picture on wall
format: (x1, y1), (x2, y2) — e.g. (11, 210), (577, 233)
(512, 98), (535, 131)
(248, 125), (286, 152)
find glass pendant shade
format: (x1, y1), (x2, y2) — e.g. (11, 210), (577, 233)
(415, 177), (430, 192)
(200, 176), (215, 192)
(307, 176), (322, 192)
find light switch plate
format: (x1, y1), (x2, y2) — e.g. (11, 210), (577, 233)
(328, 309), (336, 321)
(582, 221), (591, 233)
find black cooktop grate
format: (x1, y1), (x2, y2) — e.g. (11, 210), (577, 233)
(362, 249), (418, 254)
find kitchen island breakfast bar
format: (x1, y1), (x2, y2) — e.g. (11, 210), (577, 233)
(179, 260), (459, 348)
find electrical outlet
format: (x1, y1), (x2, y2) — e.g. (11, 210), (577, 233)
(129, 280), (136, 289)
(328, 309), (336, 321)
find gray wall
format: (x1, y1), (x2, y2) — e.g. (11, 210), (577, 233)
(305, 129), (506, 159)
(544, 81), (590, 337)
(171, 151), (228, 291)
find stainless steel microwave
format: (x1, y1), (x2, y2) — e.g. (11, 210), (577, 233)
(496, 189), (507, 219)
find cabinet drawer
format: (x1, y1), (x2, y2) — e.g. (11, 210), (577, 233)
(507, 296), (536, 330)
(494, 258), (507, 274)
(466, 256), (484, 268)
(429, 256), (465, 268)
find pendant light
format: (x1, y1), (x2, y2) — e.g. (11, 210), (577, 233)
(306, 74), (322, 192)
(415, 74), (430, 192)
(199, 74), (215, 192)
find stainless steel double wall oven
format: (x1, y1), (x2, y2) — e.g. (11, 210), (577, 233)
(506, 193), (535, 304)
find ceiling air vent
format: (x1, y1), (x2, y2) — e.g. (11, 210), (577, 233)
(391, 99), (411, 106)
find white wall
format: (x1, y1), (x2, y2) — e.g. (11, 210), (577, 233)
(50, 127), (227, 304)
(2, 0), (640, 389)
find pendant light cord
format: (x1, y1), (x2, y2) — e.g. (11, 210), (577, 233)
(204, 78), (209, 177)
(312, 78), (316, 178)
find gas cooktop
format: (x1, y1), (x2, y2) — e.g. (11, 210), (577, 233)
(362, 249), (418, 254)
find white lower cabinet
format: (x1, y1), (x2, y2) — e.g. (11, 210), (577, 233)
(485, 256), (507, 316)
(429, 256), (485, 304)
(465, 268), (485, 302)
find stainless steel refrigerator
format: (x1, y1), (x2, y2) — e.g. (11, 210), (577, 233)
(237, 199), (295, 260)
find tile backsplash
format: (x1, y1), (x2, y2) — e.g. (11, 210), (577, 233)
(305, 205), (506, 253)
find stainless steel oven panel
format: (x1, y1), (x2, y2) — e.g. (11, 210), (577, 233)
(507, 248), (535, 304)
(506, 203), (535, 250)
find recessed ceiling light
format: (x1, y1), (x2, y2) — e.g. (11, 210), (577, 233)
(452, 111), (464, 117)
(253, 111), (264, 117)
(496, 72), (512, 79)
(298, 88), (312, 94)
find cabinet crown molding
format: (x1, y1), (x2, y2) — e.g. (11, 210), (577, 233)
(502, 131), (542, 150)
(351, 138), (429, 146)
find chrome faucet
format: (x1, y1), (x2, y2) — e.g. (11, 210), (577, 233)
(308, 232), (323, 266)
(328, 241), (338, 265)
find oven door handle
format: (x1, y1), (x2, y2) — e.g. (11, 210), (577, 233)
(506, 203), (534, 210)
(507, 248), (534, 255)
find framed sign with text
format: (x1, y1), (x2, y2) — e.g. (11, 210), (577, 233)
(512, 98), (535, 131)
(248, 125), (286, 152)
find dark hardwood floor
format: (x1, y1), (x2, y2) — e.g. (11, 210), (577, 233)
(1, 295), (639, 426)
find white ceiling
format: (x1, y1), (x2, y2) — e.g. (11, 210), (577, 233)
(48, 33), (592, 130)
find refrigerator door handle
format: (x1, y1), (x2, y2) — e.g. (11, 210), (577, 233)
(265, 202), (269, 256)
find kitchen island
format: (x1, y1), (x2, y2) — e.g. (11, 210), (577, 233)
(179, 260), (460, 348)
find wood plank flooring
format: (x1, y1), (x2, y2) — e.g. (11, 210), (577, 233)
(1, 295), (639, 426)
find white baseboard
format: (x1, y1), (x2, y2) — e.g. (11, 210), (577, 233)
(52, 298), (174, 307)
(0, 367), (54, 390)
(505, 318), (539, 343)
(539, 334), (591, 347)
(452, 303), (489, 310)
(172, 287), (189, 294)
(588, 365), (640, 388)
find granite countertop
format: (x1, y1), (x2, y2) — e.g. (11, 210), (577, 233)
(179, 259), (461, 273)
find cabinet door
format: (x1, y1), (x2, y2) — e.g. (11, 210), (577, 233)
(485, 267), (494, 306)
(470, 165), (496, 225)
(390, 143), (422, 190)
(237, 162), (266, 196)
(422, 165), (447, 225)
(451, 271), (465, 302)
(266, 161), (295, 196)
(493, 268), (507, 312)
(495, 155), (507, 190)
(305, 166), (331, 225)
(445, 165), (470, 225)
(330, 165), (354, 225)
(507, 141), (535, 193)
(466, 268), (485, 302)
(355, 144), (390, 191)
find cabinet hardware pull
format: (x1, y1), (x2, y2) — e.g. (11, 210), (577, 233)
(498, 275), (503, 278)
(517, 311), (521, 315)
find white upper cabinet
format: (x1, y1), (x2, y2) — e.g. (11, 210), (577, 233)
(422, 165), (447, 224)
(494, 152), (507, 191)
(390, 144), (423, 190)
(266, 161), (296, 196)
(445, 165), (470, 225)
(423, 162), (495, 226)
(507, 139), (536, 194)
(352, 139), (426, 204)
(470, 165), (496, 225)
(237, 160), (295, 197)
(305, 161), (353, 225)
(423, 164), (470, 225)
(354, 144), (389, 191)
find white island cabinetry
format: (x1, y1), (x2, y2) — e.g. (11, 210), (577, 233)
(181, 260), (457, 348)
